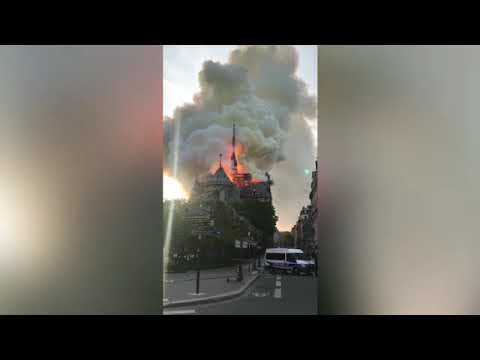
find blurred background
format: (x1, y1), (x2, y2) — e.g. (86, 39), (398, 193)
(4, 44), (479, 315)
(0, 46), (163, 314)
(318, 45), (479, 314)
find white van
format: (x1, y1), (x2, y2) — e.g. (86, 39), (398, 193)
(264, 248), (315, 275)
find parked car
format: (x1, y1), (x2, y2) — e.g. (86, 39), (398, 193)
(264, 248), (315, 275)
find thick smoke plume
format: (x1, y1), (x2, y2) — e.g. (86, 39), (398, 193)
(164, 46), (317, 229)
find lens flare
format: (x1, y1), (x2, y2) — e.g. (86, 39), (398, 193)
(163, 175), (188, 200)
(0, 188), (24, 269)
(0, 179), (49, 274)
(163, 119), (181, 281)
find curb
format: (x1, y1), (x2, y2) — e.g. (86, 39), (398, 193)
(163, 271), (261, 308)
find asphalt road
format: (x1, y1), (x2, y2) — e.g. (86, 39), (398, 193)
(164, 271), (318, 315)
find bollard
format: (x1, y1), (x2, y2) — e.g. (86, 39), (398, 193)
(196, 269), (200, 294)
(238, 265), (244, 282)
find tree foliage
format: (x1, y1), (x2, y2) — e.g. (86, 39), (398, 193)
(164, 198), (279, 270)
(233, 199), (278, 248)
(282, 232), (295, 248)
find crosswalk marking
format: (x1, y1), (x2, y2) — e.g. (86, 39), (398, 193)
(274, 288), (282, 299)
(274, 275), (282, 299)
(164, 309), (196, 315)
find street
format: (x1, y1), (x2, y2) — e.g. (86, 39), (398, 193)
(164, 271), (317, 315)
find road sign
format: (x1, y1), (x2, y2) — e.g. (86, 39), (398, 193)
(235, 240), (249, 248)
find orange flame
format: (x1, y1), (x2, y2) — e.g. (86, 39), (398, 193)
(209, 141), (262, 186)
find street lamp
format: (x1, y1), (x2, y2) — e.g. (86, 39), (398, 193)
(195, 236), (202, 294)
(256, 244), (262, 269)
(249, 231), (258, 271)
(246, 231), (252, 272)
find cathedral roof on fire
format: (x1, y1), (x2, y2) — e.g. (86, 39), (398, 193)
(197, 166), (233, 187)
(213, 166), (231, 182)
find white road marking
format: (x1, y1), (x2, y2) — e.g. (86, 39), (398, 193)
(187, 292), (207, 296)
(164, 309), (196, 315)
(274, 288), (282, 299)
(274, 274), (282, 299)
(163, 298), (169, 303)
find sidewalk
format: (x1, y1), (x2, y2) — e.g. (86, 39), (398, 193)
(164, 260), (262, 308)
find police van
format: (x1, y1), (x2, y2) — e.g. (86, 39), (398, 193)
(264, 248), (315, 275)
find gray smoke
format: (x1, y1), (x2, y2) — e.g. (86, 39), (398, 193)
(164, 45), (317, 229)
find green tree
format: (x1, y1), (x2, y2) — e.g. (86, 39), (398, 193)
(233, 200), (278, 249)
(210, 200), (241, 263)
(282, 232), (295, 248)
(163, 200), (193, 268)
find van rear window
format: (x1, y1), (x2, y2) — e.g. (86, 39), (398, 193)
(266, 253), (285, 261)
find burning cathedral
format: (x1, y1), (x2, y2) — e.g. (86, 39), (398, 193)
(189, 123), (274, 205)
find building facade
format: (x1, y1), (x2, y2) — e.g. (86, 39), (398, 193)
(291, 160), (318, 256)
(309, 160), (318, 255)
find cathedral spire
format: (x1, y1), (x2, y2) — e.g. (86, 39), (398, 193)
(231, 123), (238, 171)
(219, 153), (223, 168)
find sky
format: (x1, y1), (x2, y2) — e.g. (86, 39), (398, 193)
(164, 45), (317, 118)
(163, 45), (318, 230)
